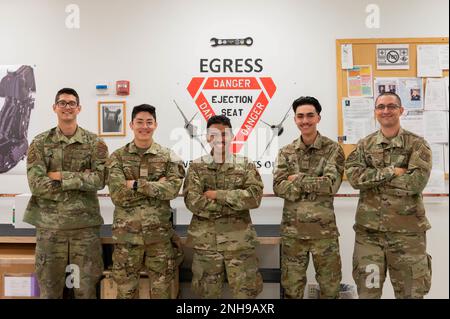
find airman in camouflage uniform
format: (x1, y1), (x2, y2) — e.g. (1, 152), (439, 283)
(183, 115), (264, 299)
(274, 96), (344, 299)
(107, 104), (185, 299)
(24, 88), (108, 299)
(346, 92), (432, 299)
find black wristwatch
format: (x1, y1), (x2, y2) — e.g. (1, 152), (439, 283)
(133, 180), (138, 191)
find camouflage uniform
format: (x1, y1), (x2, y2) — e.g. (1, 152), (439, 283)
(107, 141), (185, 299)
(24, 126), (108, 299)
(345, 128), (432, 299)
(183, 154), (264, 299)
(273, 133), (344, 299)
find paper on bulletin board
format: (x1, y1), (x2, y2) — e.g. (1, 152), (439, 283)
(422, 144), (446, 193)
(398, 78), (423, 110)
(376, 44), (409, 70)
(439, 44), (449, 70)
(430, 143), (446, 171)
(424, 111), (448, 144)
(425, 78), (448, 110)
(445, 77), (449, 109)
(341, 44), (353, 69)
(424, 169), (446, 193)
(417, 45), (442, 77)
(374, 77), (399, 101)
(400, 110), (424, 137)
(342, 98), (375, 144)
(347, 65), (373, 97)
(444, 144), (449, 175)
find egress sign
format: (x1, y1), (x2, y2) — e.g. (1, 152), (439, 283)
(187, 59), (276, 153)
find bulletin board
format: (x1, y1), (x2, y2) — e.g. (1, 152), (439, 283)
(335, 37), (449, 159)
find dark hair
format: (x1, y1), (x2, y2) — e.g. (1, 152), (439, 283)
(207, 115), (232, 129)
(55, 88), (79, 105)
(292, 96), (322, 114)
(131, 104), (156, 121)
(375, 92), (402, 106)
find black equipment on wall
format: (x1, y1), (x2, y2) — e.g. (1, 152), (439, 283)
(0, 65), (36, 173)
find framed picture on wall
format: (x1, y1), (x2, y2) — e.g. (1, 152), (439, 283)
(98, 101), (126, 137)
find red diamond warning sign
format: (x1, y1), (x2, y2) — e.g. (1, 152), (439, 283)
(187, 77), (276, 153)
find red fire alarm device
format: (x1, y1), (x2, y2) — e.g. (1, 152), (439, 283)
(116, 80), (130, 96)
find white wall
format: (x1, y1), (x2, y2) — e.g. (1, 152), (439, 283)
(1, 0), (448, 298)
(1, 0), (449, 191)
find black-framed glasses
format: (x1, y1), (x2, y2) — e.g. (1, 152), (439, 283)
(56, 100), (78, 109)
(375, 103), (400, 111)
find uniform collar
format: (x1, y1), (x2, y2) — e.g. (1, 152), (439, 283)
(128, 140), (160, 155)
(54, 126), (84, 144)
(295, 131), (323, 151)
(375, 128), (404, 148)
(203, 152), (237, 171)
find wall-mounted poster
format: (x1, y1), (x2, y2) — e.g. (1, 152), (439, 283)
(376, 44), (410, 70)
(347, 65), (373, 97)
(0, 65), (36, 173)
(342, 98), (376, 144)
(398, 77), (424, 110)
(374, 77), (399, 102)
(98, 101), (126, 137)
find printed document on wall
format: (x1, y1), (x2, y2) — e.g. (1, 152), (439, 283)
(398, 78), (423, 110)
(425, 78), (447, 110)
(342, 98), (375, 144)
(347, 65), (373, 97)
(417, 45), (442, 77)
(376, 44), (409, 70)
(444, 144), (449, 175)
(374, 77), (399, 101)
(341, 44), (353, 69)
(445, 77), (449, 110)
(400, 110), (424, 137)
(423, 144), (446, 194)
(439, 44), (449, 70)
(424, 111), (448, 144)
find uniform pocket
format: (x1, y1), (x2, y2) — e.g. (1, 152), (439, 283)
(34, 253), (46, 279)
(410, 254), (432, 296)
(45, 149), (61, 171)
(232, 172), (245, 188)
(425, 254), (432, 291)
(171, 233), (184, 267)
(71, 157), (91, 171)
(36, 253), (46, 267)
(411, 255), (431, 277)
(146, 255), (170, 274)
(390, 148), (410, 168)
(396, 196), (420, 216)
(147, 160), (166, 180)
(199, 170), (216, 191)
(122, 162), (139, 180)
(366, 150), (384, 168)
(191, 255), (204, 291)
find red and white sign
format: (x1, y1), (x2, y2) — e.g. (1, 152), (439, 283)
(187, 76), (276, 153)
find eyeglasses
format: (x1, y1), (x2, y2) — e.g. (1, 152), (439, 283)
(375, 104), (400, 111)
(56, 100), (78, 108)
